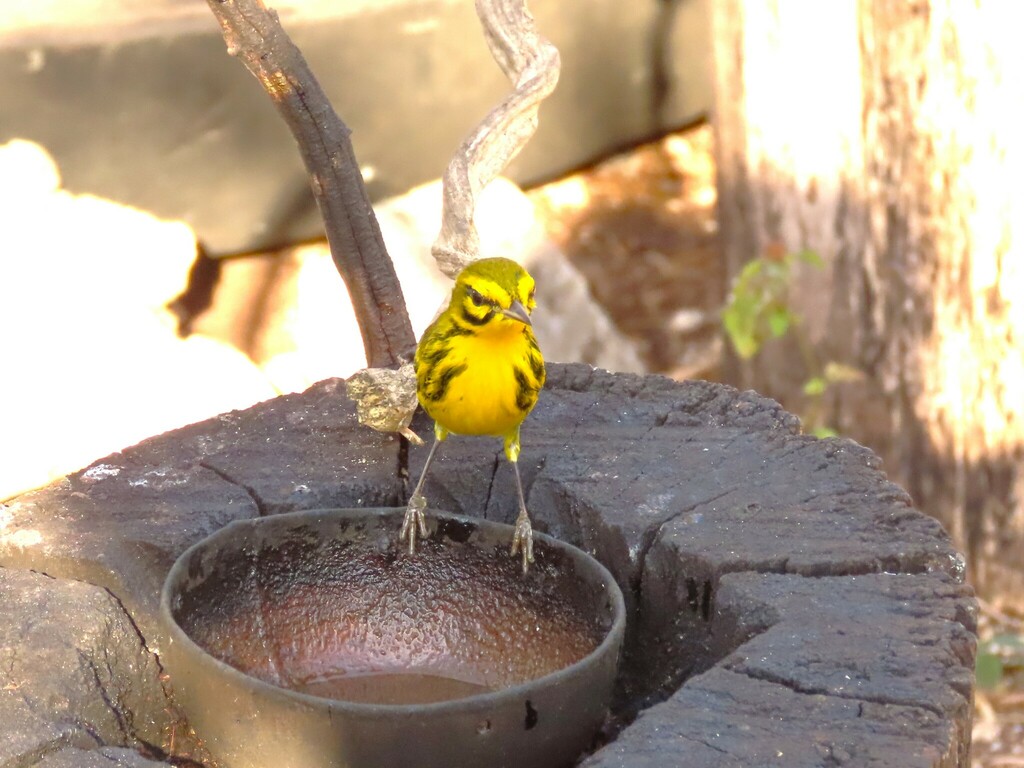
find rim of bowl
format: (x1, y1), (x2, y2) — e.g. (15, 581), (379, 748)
(158, 506), (627, 717)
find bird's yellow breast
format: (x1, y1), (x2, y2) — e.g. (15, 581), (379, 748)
(417, 322), (541, 438)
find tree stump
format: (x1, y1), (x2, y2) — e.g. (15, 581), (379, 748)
(0, 364), (976, 766)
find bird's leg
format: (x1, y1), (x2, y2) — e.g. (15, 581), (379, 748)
(402, 426), (444, 554)
(506, 428), (534, 573)
(510, 460), (534, 573)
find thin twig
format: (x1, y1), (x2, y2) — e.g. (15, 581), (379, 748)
(432, 0), (561, 278)
(204, 0), (415, 368)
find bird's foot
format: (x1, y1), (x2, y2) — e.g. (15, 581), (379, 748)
(510, 509), (535, 574)
(401, 493), (429, 554)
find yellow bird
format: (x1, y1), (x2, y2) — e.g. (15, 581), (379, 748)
(403, 257), (545, 571)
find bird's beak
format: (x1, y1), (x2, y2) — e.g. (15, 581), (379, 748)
(501, 300), (532, 326)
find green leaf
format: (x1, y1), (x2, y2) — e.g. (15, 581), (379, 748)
(976, 651), (1004, 689)
(723, 293), (762, 359)
(724, 317), (760, 359)
(735, 339), (759, 359)
(729, 327), (761, 358)
(803, 377), (827, 396)
(811, 426), (839, 439)
(767, 306), (792, 338)
(727, 292), (758, 321)
(762, 259), (790, 286)
(738, 259), (764, 280)
(823, 361), (865, 384)
(796, 249), (824, 268)
(723, 252), (811, 358)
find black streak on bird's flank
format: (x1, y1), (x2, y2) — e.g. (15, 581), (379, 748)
(528, 350), (545, 384)
(419, 344), (450, 367)
(513, 366), (534, 412)
(428, 363), (467, 402)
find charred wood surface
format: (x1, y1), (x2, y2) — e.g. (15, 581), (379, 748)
(0, 365), (974, 766)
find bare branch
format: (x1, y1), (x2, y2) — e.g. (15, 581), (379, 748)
(205, 0), (416, 368)
(432, 0), (562, 278)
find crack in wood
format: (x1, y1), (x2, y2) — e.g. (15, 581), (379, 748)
(198, 461), (268, 517)
(726, 662), (948, 720)
(77, 649), (132, 743)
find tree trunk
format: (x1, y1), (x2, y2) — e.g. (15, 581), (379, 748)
(713, 0), (1024, 609)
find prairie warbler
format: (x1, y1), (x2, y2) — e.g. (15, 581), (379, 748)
(403, 257), (545, 571)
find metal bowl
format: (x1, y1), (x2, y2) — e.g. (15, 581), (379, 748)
(160, 508), (625, 768)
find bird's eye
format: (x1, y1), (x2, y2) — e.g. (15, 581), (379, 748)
(468, 288), (486, 306)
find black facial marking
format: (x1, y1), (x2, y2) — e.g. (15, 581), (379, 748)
(438, 323), (473, 340)
(460, 306), (493, 326)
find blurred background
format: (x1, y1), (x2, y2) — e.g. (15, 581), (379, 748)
(1, 1), (1022, 763)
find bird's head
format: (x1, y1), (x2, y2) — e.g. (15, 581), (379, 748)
(450, 257), (537, 333)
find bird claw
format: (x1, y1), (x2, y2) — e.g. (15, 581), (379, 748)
(510, 510), (535, 574)
(401, 493), (429, 554)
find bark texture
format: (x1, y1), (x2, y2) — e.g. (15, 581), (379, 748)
(713, 0), (1024, 608)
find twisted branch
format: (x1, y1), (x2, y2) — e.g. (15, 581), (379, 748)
(349, 0), (562, 435)
(432, 0), (562, 278)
